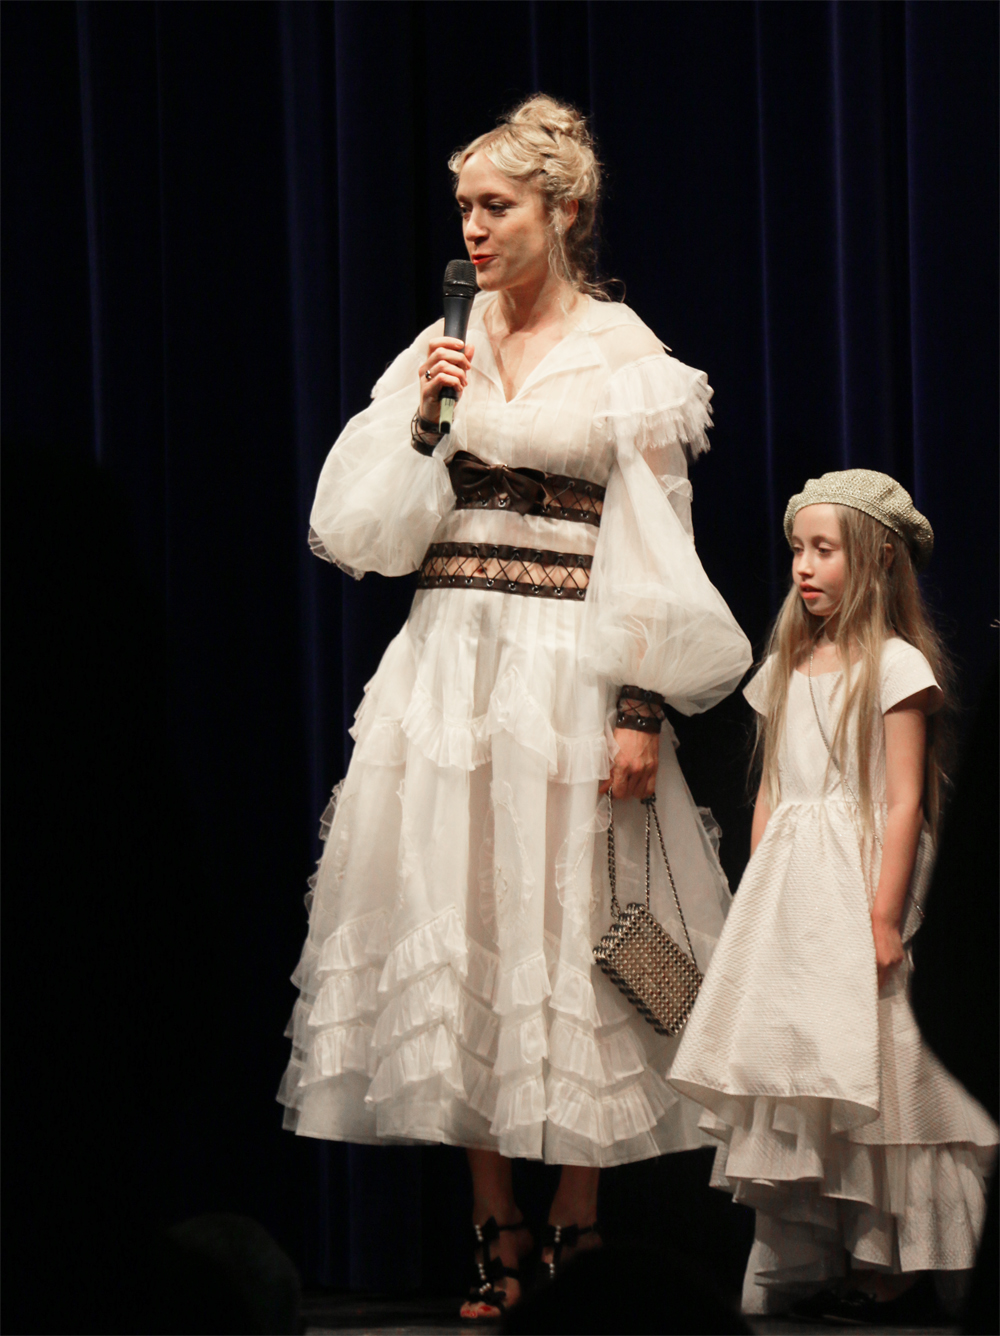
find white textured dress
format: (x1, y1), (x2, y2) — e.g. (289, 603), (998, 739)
(278, 294), (752, 1166)
(670, 639), (999, 1311)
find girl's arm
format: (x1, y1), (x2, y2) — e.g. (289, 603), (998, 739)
(750, 783), (771, 856)
(871, 689), (932, 988)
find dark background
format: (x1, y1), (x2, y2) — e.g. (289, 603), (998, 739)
(4, 0), (997, 1327)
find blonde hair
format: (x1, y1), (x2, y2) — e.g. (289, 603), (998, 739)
(448, 94), (614, 299)
(752, 505), (955, 841)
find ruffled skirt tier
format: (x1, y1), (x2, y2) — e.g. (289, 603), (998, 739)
(670, 800), (999, 1312)
(279, 587), (732, 1166)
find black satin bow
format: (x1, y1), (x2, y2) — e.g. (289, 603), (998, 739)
(447, 450), (547, 515)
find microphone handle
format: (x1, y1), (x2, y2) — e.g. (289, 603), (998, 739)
(438, 292), (474, 433)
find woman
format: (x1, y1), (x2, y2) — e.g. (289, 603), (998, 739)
(279, 95), (751, 1317)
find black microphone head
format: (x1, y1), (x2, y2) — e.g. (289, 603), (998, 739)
(443, 259), (478, 299)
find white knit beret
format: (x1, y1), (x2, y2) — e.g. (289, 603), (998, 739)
(784, 468), (934, 570)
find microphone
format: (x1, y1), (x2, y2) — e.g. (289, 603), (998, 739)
(438, 259), (477, 434)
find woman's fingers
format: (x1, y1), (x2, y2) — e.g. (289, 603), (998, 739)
(419, 340), (475, 419)
(607, 760), (656, 801)
(422, 338), (473, 379)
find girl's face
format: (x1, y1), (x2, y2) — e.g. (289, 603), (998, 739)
(456, 152), (551, 295)
(791, 504), (846, 622)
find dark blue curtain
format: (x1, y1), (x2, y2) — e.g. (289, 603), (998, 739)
(4, 0), (996, 1309)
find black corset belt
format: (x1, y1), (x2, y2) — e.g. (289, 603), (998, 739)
(447, 451), (605, 526)
(417, 542), (592, 601)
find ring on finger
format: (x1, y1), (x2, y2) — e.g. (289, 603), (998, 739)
(424, 369), (432, 381)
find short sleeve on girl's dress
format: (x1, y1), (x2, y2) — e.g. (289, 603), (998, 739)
(880, 638), (943, 714)
(743, 657), (776, 716)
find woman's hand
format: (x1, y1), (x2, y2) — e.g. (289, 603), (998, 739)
(418, 337), (475, 424)
(871, 910), (905, 990)
(599, 729), (659, 801)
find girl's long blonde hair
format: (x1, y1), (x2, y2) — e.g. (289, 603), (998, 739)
(752, 505), (955, 839)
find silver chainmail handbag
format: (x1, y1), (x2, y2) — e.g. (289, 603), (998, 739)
(593, 797), (703, 1036)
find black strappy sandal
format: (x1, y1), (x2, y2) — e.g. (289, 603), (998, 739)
(538, 1222), (602, 1281)
(459, 1217), (531, 1321)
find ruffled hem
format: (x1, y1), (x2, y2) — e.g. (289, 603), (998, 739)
(698, 1095), (998, 1295)
(371, 965), (498, 1060)
(358, 670), (608, 783)
(309, 966), (379, 1026)
(303, 1023), (376, 1084)
(376, 907), (474, 994)
(730, 1140), (996, 1293)
(548, 1016), (646, 1087)
(312, 910), (388, 977)
(546, 1067), (678, 1148)
(279, 899), (711, 1163)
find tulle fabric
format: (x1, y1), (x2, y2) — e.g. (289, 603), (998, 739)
(308, 294), (751, 713)
(280, 606), (734, 1164)
(670, 649), (999, 1310)
(281, 295), (750, 1164)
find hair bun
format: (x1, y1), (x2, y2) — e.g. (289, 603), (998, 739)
(509, 94), (590, 145)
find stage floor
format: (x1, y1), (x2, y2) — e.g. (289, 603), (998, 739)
(301, 1293), (959, 1335)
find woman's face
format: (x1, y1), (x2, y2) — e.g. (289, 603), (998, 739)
(456, 152), (550, 295)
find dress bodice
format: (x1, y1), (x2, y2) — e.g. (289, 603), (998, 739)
(308, 294), (752, 715)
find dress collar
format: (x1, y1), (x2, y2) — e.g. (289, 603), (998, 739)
(467, 293), (604, 402)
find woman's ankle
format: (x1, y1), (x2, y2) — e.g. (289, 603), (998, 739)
(471, 1199), (522, 1227)
(549, 1165), (599, 1226)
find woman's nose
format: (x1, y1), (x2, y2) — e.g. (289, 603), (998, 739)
(465, 210), (489, 240)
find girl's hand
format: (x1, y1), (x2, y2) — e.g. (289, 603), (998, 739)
(418, 337), (474, 423)
(599, 729), (659, 801)
(871, 911), (905, 990)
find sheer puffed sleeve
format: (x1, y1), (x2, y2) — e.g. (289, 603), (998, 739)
(308, 323), (456, 578)
(581, 351), (752, 715)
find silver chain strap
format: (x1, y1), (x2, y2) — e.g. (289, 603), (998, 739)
(607, 796), (699, 970)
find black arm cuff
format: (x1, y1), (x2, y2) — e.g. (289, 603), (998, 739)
(411, 411), (442, 456)
(615, 685), (667, 733)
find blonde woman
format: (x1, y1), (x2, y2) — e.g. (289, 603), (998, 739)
(671, 471), (999, 1322)
(279, 95), (751, 1317)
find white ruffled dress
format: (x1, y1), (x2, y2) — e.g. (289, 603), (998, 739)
(278, 294), (752, 1166)
(670, 639), (999, 1310)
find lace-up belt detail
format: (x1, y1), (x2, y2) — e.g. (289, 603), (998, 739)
(448, 451), (605, 526)
(417, 543), (592, 601)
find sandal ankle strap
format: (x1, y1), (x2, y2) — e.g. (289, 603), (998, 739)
(541, 1221), (599, 1248)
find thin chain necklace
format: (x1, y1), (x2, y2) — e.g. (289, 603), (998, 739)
(807, 638), (883, 855)
(807, 639), (925, 928)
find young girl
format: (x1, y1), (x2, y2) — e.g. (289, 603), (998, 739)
(670, 469), (998, 1320)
